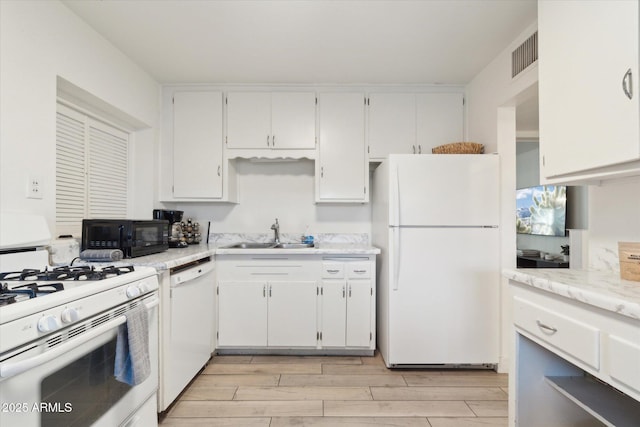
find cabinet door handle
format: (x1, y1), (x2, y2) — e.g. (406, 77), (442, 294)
(321, 167), (324, 178)
(418, 145), (422, 154)
(263, 285), (266, 297)
(536, 320), (557, 335)
(412, 145), (416, 154)
(272, 135), (275, 147)
(217, 165), (221, 176)
(342, 285), (345, 298)
(348, 285), (352, 298)
(267, 135), (270, 147)
(269, 285), (272, 297)
(623, 68), (633, 100)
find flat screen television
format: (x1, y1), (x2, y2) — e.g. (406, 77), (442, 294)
(516, 185), (567, 236)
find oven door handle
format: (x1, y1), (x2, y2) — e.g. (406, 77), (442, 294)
(0, 297), (158, 379)
(0, 316), (127, 379)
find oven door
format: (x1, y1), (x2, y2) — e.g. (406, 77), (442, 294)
(0, 294), (159, 427)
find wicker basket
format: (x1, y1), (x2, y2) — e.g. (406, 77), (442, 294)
(431, 142), (484, 154)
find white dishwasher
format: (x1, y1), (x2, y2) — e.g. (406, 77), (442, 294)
(163, 256), (215, 410)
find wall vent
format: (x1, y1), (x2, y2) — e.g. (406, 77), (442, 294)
(512, 31), (538, 78)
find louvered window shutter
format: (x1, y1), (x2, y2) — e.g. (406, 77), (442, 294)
(55, 103), (129, 237)
(87, 121), (128, 218)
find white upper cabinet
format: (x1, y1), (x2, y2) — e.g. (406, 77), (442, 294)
(538, 0), (640, 183)
(226, 91), (316, 150)
(317, 92), (368, 203)
(172, 91), (225, 199)
(367, 92), (464, 161)
(416, 93), (464, 154)
(368, 93), (416, 159)
(226, 92), (271, 149)
(271, 93), (316, 149)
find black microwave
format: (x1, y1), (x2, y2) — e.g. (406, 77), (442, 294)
(81, 219), (169, 258)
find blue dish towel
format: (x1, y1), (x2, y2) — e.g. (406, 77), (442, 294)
(114, 303), (151, 386)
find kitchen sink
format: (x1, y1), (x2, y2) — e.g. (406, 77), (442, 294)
(273, 242), (314, 249)
(223, 242), (314, 249)
(224, 242), (276, 249)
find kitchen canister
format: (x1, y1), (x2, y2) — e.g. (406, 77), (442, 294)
(619, 242), (640, 282)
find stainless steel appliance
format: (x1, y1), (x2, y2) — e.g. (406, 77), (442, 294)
(159, 256), (214, 412)
(0, 212), (160, 427)
(81, 219), (169, 258)
(152, 210), (187, 248)
(372, 154), (500, 367)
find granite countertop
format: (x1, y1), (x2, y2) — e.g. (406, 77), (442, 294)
(122, 244), (217, 271)
(115, 242), (380, 271)
(214, 242), (381, 256)
(503, 268), (640, 320)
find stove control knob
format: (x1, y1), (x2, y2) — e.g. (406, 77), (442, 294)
(126, 285), (141, 299)
(138, 282), (149, 293)
(61, 308), (80, 324)
(37, 315), (60, 333)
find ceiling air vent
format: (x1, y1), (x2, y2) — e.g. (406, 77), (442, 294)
(512, 31), (538, 78)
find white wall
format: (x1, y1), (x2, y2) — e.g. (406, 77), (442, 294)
(0, 0), (160, 233)
(173, 159), (372, 238)
(588, 177), (640, 272)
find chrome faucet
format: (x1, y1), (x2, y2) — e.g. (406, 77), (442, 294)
(270, 218), (280, 244)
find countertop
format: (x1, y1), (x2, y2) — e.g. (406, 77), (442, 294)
(116, 242), (380, 271)
(214, 242), (381, 256)
(122, 244), (217, 271)
(503, 268), (640, 320)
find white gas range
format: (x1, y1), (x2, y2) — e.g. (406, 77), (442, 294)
(0, 213), (159, 427)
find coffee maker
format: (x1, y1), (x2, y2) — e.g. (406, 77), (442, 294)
(153, 209), (188, 248)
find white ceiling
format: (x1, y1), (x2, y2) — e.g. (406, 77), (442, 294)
(62, 0), (537, 85)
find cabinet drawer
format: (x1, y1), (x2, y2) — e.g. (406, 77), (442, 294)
(322, 263), (345, 279)
(513, 297), (600, 369)
(347, 262), (371, 279)
(607, 334), (640, 395)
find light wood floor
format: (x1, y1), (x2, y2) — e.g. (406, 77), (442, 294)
(159, 352), (508, 426)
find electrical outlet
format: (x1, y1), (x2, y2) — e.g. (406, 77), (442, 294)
(27, 175), (43, 199)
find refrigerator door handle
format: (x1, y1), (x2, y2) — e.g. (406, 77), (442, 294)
(392, 164), (401, 226)
(393, 226), (400, 291)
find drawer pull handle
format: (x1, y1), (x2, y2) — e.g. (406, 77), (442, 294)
(623, 68), (633, 100)
(327, 269), (340, 274)
(353, 270), (367, 274)
(536, 320), (558, 335)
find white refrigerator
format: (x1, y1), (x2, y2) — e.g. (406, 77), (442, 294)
(372, 154), (500, 367)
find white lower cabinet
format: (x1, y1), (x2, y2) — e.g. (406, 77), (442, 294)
(320, 281), (348, 347)
(217, 280), (317, 348)
(217, 281), (268, 347)
(321, 280), (372, 347)
(321, 258), (374, 349)
(267, 281), (318, 347)
(510, 281), (640, 427)
(346, 280), (373, 347)
(216, 254), (375, 353)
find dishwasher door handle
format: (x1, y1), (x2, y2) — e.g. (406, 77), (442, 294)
(170, 262), (215, 287)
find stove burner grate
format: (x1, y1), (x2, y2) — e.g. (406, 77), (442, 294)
(0, 265), (135, 281)
(0, 293), (19, 306)
(0, 282), (65, 304)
